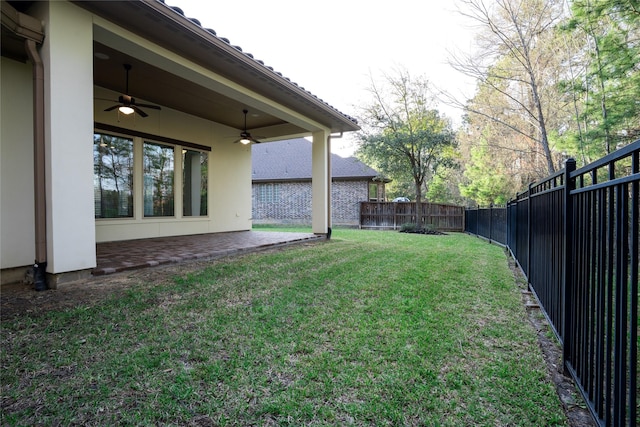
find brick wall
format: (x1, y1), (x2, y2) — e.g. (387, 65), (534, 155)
(331, 180), (368, 225)
(252, 180), (369, 226)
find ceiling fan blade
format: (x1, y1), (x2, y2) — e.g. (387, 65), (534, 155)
(252, 137), (263, 144)
(136, 103), (161, 110)
(104, 105), (119, 112)
(132, 105), (148, 118)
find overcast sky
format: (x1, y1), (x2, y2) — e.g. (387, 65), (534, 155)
(170, 0), (478, 155)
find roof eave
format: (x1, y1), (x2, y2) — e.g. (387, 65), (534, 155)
(72, 0), (360, 134)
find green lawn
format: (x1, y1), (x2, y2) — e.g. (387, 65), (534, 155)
(1, 230), (566, 426)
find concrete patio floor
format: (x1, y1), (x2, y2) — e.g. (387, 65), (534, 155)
(93, 230), (323, 276)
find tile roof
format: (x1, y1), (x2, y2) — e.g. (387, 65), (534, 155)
(252, 138), (379, 181)
(158, 0), (357, 127)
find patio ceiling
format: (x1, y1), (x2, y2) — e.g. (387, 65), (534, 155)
(78, 0), (360, 137)
(93, 42), (283, 133)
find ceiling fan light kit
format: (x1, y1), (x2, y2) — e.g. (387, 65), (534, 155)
(235, 109), (263, 144)
(104, 64), (161, 118)
(118, 106), (135, 115)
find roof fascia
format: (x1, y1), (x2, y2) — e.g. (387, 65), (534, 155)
(72, 0), (359, 133)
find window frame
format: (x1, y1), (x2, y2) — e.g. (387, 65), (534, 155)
(182, 147), (209, 217)
(93, 132), (135, 219)
(93, 123), (211, 221)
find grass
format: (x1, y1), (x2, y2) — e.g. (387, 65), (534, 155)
(1, 229), (566, 426)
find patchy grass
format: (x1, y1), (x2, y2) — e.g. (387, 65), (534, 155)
(1, 230), (566, 426)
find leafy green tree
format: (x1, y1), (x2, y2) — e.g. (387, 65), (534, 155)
(561, 0), (640, 157)
(450, 0), (566, 174)
(459, 142), (516, 206)
(385, 179), (415, 201)
(356, 69), (457, 212)
(426, 172), (463, 205)
(448, 0), (638, 207)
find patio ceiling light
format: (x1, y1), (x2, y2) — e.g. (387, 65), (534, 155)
(234, 109), (263, 144)
(118, 106), (135, 115)
(103, 64), (161, 118)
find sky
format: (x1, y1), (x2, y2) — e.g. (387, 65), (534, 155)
(170, 0), (479, 155)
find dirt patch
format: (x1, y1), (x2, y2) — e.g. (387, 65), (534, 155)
(0, 259), (215, 321)
(508, 254), (596, 427)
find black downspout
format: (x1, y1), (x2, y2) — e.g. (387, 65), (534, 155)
(25, 39), (48, 291)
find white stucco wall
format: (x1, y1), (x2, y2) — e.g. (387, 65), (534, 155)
(209, 131), (253, 230)
(93, 88), (253, 243)
(312, 131), (331, 233)
(34, 1), (97, 274)
(0, 58), (36, 269)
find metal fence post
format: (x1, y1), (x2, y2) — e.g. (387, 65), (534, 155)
(562, 158), (576, 369)
(527, 183), (533, 290)
(489, 203), (493, 244)
(629, 150), (638, 425)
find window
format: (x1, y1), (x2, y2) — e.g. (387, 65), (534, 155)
(369, 183), (379, 201)
(144, 141), (174, 217)
(258, 183), (280, 203)
(93, 133), (134, 218)
(183, 149), (208, 216)
(94, 125), (211, 221)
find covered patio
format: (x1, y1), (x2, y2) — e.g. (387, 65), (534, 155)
(1, 0), (359, 289)
(93, 231), (323, 276)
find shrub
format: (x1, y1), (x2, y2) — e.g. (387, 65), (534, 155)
(399, 222), (418, 232)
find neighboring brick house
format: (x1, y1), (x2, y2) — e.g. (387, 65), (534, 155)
(252, 138), (386, 226)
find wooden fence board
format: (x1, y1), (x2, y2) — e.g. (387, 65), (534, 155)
(359, 202), (464, 231)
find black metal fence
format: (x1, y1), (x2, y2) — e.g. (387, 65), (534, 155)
(464, 204), (507, 245)
(465, 140), (639, 427)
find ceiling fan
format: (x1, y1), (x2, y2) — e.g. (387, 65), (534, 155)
(103, 64), (161, 118)
(235, 109), (263, 144)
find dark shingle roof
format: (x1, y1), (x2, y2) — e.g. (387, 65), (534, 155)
(252, 138), (379, 181)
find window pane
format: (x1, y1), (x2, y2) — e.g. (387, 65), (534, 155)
(258, 183), (279, 203)
(183, 149), (208, 216)
(144, 142), (174, 217)
(93, 133), (133, 218)
(369, 183), (378, 201)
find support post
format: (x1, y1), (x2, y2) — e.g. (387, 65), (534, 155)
(311, 130), (330, 236)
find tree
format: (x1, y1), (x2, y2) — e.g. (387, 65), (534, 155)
(455, 60), (559, 206)
(446, 0), (638, 206)
(450, 0), (565, 174)
(459, 141), (520, 206)
(356, 69), (457, 214)
(561, 0), (640, 157)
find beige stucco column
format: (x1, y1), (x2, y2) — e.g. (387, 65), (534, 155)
(35, 1), (96, 283)
(311, 130), (331, 235)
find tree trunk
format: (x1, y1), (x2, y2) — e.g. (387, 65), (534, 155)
(414, 179), (422, 228)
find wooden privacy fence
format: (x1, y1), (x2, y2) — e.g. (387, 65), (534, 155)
(360, 202), (464, 231)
